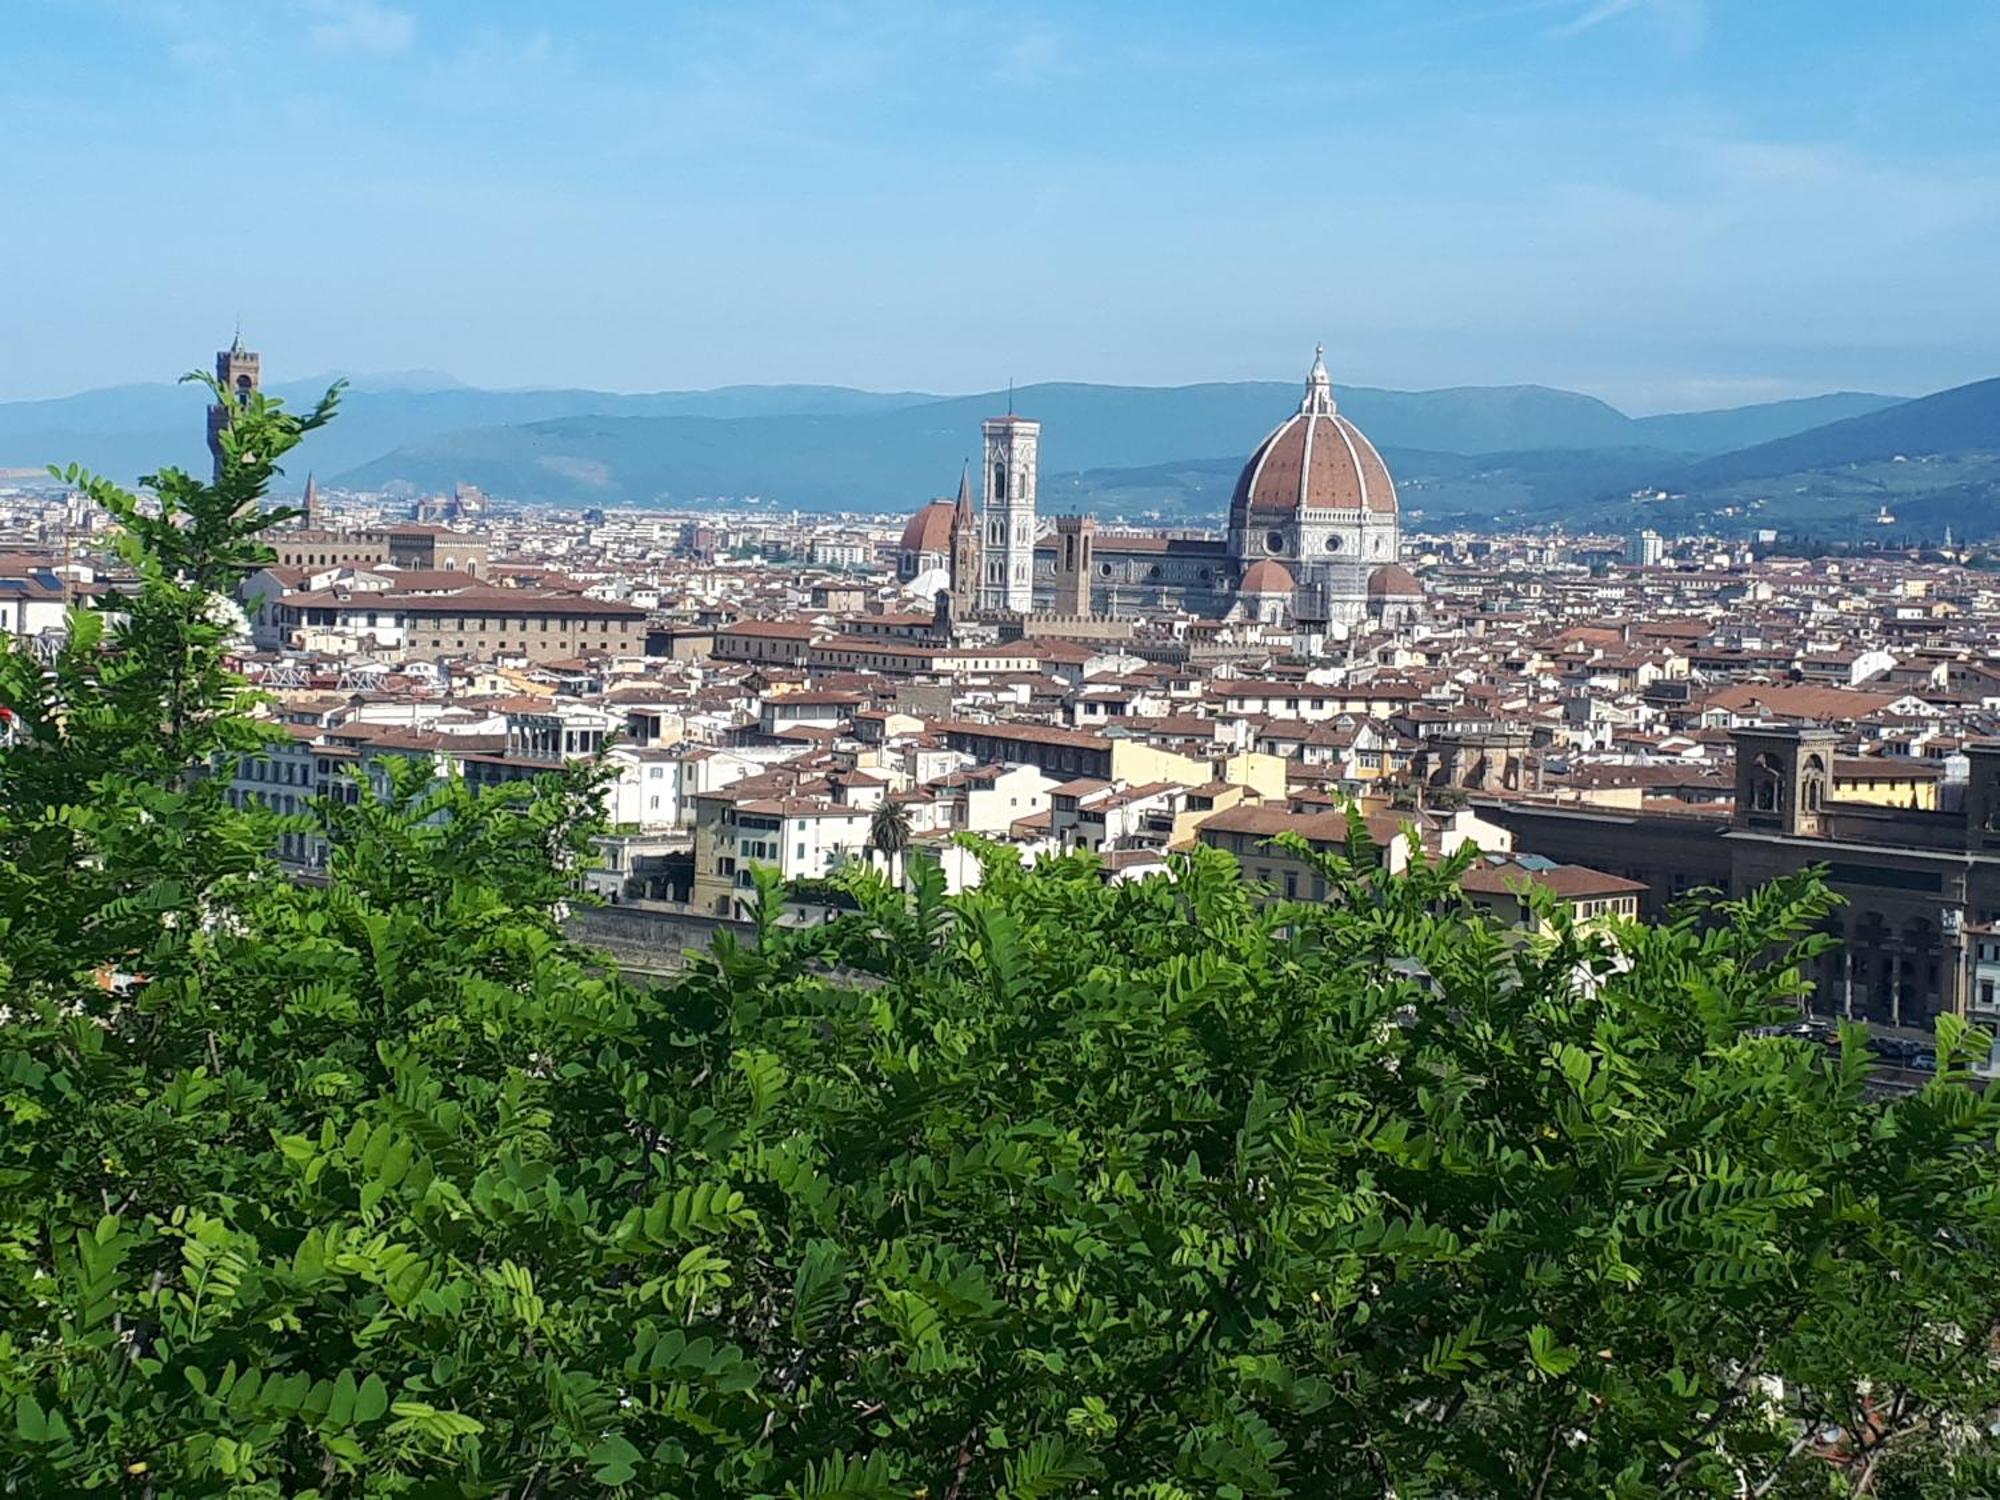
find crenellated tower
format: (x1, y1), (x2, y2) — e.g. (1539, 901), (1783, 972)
(207, 331), (260, 483)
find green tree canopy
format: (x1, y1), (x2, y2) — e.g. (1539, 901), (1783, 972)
(5, 394), (2000, 1497)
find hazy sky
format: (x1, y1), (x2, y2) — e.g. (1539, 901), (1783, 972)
(4, 0), (1998, 410)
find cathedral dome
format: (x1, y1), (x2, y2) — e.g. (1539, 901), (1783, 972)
(899, 500), (957, 556)
(1239, 559), (1295, 595)
(1367, 562), (1422, 598)
(1229, 348), (1397, 523)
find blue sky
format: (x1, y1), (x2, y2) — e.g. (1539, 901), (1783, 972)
(3, 0), (1997, 410)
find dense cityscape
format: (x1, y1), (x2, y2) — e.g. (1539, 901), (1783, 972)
(12, 3), (2000, 1492)
(6, 336), (1994, 1065)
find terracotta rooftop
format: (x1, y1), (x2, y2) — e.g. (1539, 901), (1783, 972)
(1460, 860), (1647, 901)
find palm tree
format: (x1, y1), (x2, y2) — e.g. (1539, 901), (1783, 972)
(867, 798), (912, 889)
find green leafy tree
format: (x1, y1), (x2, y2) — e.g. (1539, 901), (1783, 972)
(0, 375), (337, 997)
(7, 394), (2000, 1497)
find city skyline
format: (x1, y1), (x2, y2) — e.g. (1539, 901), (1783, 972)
(6, 1), (1999, 409)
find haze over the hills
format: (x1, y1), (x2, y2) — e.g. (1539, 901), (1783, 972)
(12, 366), (1999, 534)
(0, 371), (1913, 515)
(0, 380), (943, 491)
(329, 381), (1921, 517)
(1680, 378), (2000, 486)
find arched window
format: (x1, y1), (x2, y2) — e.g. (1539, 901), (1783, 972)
(994, 463), (1007, 502)
(1750, 752), (1785, 813)
(1802, 753), (1827, 813)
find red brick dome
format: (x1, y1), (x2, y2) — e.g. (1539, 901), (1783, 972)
(1239, 559), (1295, 594)
(899, 500), (956, 555)
(1367, 562), (1422, 598)
(1230, 349), (1397, 523)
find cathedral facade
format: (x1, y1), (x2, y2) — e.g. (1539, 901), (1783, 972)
(896, 349), (1417, 633)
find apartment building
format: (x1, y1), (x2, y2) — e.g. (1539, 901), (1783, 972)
(264, 588), (646, 663)
(713, 620), (825, 665)
(691, 789), (872, 917)
(1459, 855), (1646, 931)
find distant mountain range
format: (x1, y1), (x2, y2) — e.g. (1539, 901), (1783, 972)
(328, 382), (1908, 512)
(8, 367), (1999, 534)
(1679, 377), (2000, 486)
(0, 380), (940, 491)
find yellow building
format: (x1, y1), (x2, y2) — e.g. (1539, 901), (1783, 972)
(1833, 759), (1942, 811)
(1168, 782), (1265, 849)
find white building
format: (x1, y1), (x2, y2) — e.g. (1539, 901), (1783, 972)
(808, 536), (869, 569)
(0, 563), (71, 648)
(1049, 779), (1185, 853)
(719, 798), (873, 915)
(226, 723), (326, 868)
(929, 762), (1060, 835)
(757, 691), (864, 737)
(981, 413), (1040, 613)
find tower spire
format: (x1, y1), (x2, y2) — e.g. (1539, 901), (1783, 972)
(1300, 343), (1335, 416)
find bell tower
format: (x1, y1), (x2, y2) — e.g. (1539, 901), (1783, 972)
(980, 411), (1039, 614)
(949, 463), (981, 623)
(1731, 726), (1836, 837)
(207, 331), (260, 483)
(1053, 514), (1095, 616)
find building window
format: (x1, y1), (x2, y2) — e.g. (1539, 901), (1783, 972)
(1265, 531), (1286, 554)
(1326, 535), (1345, 553)
(1750, 753), (1785, 813)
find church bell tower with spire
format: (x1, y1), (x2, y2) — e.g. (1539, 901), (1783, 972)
(980, 408), (1039, 614)
(949, 463), (981, 622)
(207, 331), (260, 484)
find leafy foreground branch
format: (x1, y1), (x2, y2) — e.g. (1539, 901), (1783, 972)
(7, 398), (2000, 1497)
